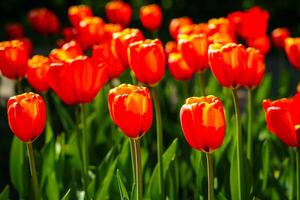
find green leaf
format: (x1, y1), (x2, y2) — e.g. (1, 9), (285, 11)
(116, 169), (129, 200)
(61, 189), (71, 200)
(95, 159), (118, 200)
(0, 185), (9, 200)
(46, 171), (60, 200)
(262, 139), (270, 190)
(9, 137), (27, 197)
(146, 138), (178, 199)
(255, 73), (271, 105)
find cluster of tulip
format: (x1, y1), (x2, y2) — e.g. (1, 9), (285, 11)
(1, 1), (300, 200)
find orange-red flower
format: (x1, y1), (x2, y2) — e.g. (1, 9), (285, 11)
(27, 8), (60, 35)
(168, 52), (194, 80)
(209, 43), (265, 88)
(165, 41), (177, 56)
(5, 23), (24, 39)
(208, 33), (234, 45)
(178, 34), (209, 72)
(49, 40), (83, 63)
(108, 84), (153, 138)
(103, 23), (123, 41)
(7, 92), (46, 142)
(128, 39), (165, 85)
(169, 17), (193, 40)
(112, 28), (144, 66)
(27, 55), (50, 92)
(92, 40), (126, 79)
(271, 27), (290, 49)
(180, 95), (226, 152)
(0, 40), (29, 79)
(284, 37), (300, 69)
(246, 35), (270, 54)
(105, 1), (132, 27)
(178, 23), (208, 38)
(47, 55), (108, 105)
(263, 93), (300, 147)
(208, 17), (235, 41)
(140, 4), (162, 32)
(77, 17), (105, 49)
(68, 5), (93, 27)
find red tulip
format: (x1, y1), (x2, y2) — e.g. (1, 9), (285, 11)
(165, 41), (177, 56)
(103, 23), (123, 41)
(169, 17), (193, 40)
(178, 34), (209, 72)
(128, 39), (165, 85)
(49, 40), (83, 63)
(271, 27), (290, 48)
(108, 84), (153, 138)
(246, 35), (270, 54)
(105, 1), (132, 27)
(7, 92), (46, 142)
(168, 52), (194, 80)
(180, 95), (226, 152)
(77, 17), (105, 49)
(284, 37), (300, 69)
(5, 23), (24, 39)
(208, 33), (234, 45)
(112, 28), (144, 66)
(92, 40), (126, 79)
(263, 93), (300, 147)
(26, 55), (50, 92)
(140, 4), (162, 32)
(208, 17), (235, 41)
(178, 23), (208, 38)
(28, 8), (60, 35)
(0, 40), (29, 79)
(68, 5), (93, 27)
(47, 55), (108, 105)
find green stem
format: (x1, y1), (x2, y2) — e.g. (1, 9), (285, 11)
(182, 81), (189, 98)
(133, 139), (143, 200)
(231, 88), (243, 200)
(27, 142), (40, 200)
(80, 104), (89, 199)
(17, 78), (22, 94)
(130, 71), (138, 85)
(151, 87), (164, 199)
(297, 147), (300, 200)
(199, 72), (206, 96)
(43, 93), (53, 143)
(206, 152), (214, 200)
(130, 139), (137, 182)
(247, 88), (253, 162)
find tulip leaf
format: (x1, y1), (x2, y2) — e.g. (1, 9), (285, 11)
(61, 189), (71, 200)
(46, 171), (60, 200)
(0, 185), (9, 200)
(262, 139), (270, 190)
(146, 138), (178, 199)
(116, 169), (129, 200)
(95, 159), (118, 200)
(9, 136), (28, 197)
(255, 73), (271, 106)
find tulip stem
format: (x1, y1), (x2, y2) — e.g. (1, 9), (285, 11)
(206, 152), (214, 200)
(133, 139), (143, 200)
(80, 104), (89, 199)
(130, 139), (137, 181)
(231, 88), (243, 200)
(17, 78), (22, 94)
(297, 147), (300, 200)
(151, 87), (165, 199)
(247, 88), (253, 162)
(27, 142), (40, 200)
(199, 72), (206, 96)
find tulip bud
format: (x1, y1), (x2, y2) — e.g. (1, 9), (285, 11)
(140, 4), (162, 32)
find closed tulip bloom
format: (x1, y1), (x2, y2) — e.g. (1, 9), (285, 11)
(165, 41), (177, 56)
(285, 37), (300, 69)
(112, 28), (144, 66)
(27, 55), (50, 92)
(5, 23), (24, 39)
(47, 55), (108, 105)
(246, 35), (270, 54)
(208, 43), (247, 88)
(7, 92), (46, 142)
(208, 17), (235, 41)
(271, 27), (290, 48)
(168, 52), (194, 80)
(77, 17), (105, 49)
(92, 40), (126, 79)
(128, 39), (165, 85)
(208, 33), (234, 45)
(49, 40), (83, 63)
(68, 5), (93, 27)
(178, 23), (208, 38)
(263, 93), (300, 147)
(103, 23), (123, 41)
(140, 4), (162, 32)
(108, 84), (153, 138)
(28, 8), (60, 35)
(178, 34), (209, 72)
(169, 17), (193, 40)
(180, 96), (226, 152)
(0, 40), (28, 79)
(105, 1), (132, 27)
